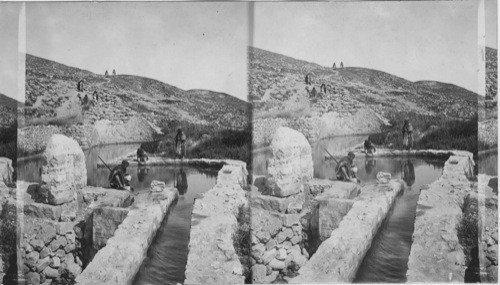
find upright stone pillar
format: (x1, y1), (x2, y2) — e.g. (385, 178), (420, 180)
(265, 127), (314, 197)
(40, 134), (87, 205)
(251, 127), (314, 283)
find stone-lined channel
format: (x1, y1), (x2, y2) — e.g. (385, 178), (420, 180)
(133, 168), (217, 285)
(354, 158), (444, 282)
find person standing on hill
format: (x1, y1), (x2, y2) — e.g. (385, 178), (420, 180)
(340, 62), (344, 68)
(113, 69), (116, 76)
(175, 128), (187, 158)
(402, 119), (414, 150)
(105, 70), (109, 76)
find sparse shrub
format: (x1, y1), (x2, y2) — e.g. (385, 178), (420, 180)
(233, 204), (252, 283)
(457, 195), (479, 268)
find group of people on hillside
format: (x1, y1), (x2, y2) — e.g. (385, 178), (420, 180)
(333, 119), (414, 184)
(107, 128), (188, 191)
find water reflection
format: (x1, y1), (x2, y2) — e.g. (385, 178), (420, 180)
(401, 159), (415, 187)
(134, 168), (217, 285)
(137, 166), (149, 183)
(175, 168), (188, 196)
(365, 158), (377, 175)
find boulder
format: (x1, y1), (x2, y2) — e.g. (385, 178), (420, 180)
(0, 157), (14, 187)
(376, 172), (391, 184)
(40, 134), (87, 205)
(150, 180), (166, 192)
(266, 127), (313, 197)
(26, 272), (41, 285)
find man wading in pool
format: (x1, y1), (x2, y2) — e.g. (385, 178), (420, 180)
(335, 151), (359, 183)
(109, 160), (132, 191)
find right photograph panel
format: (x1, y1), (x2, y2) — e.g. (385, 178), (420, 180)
(249, 1), (488, 283)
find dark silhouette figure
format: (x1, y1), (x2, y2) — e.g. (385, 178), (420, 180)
(320, 84), (327, 93)
(77, 80), (84, 92)
(402, 159), (415, 187)
(93, 91), (99, 102)
(365, 158), (376, 175)
(332, 63), (336, 69)
(340, 62), (344, 68)
(109, 160), (129, 190)
(105, 70), (109, 76)
(82, 94), (89, 105)
(305, 73), (313, 85)
(311, 87), (317, 98)
(402, 119), (414, 150)
(112, 69), (116, 76)
(136, 145), (148, 164)
(175, 128), (187, 158)
(364, 139), (376, 155)
(175, 168), (188, 195)
(137, 166), (148, 183)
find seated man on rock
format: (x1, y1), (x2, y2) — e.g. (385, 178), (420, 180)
(109, 160), (132, 191)
(335, 151), (359, 183)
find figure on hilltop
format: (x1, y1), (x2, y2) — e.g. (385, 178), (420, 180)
(305, 73), (313, 85)
(320, 83), (327, 94)
(332, 62), (336, 69)
(105, 70), (109, 77)
(311, 87), (317, 98)
(77, 80), (84, 92)
(113, 69), (116, 76)
(340, 61), (344, 68)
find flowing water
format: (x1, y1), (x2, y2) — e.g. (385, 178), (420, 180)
(17, 144), (219, 285)
(133, 167), (217, 285)
(253, 136), (445, 282)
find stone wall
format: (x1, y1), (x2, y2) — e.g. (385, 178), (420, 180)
(290, 180), (404, 283)
(478, 174), (498, 282)
(406, 152), (476, 282)
(184, 163), (249, 285)
(75, 186), (177, 285)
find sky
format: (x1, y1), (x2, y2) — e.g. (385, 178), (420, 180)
(486, 0), (497, 48)
(254, 1), (484, 94)
(0, 3), (21, 100)
(26, 2), (249, 101)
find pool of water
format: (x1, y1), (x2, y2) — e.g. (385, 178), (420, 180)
(479, 151), (498, 176)
(133, 167), (217, 285)
(17, 143), (141, 186)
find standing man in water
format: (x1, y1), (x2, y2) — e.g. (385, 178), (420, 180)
(335, 151), (358, 183)
(137, 144), (149, 165)
(175, 128), (187, 158)
(402, 119), (414, 150)
(109, 160), (130, 190)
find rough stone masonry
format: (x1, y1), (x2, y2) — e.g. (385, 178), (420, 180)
(251, 127), (313, 283)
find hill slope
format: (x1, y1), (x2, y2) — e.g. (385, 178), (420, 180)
(21, 54), (250, 154)
(0, 93), (18, 127)
(249, 47), (479, 146)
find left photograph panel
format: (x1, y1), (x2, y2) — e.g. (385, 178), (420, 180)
(0, 2), (22, 285)
(17, 2), (251, 285)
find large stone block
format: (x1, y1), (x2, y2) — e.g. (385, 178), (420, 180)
(24, 202), (62, 221)
(251, 192), (305, 213)
(0, 157), (14, 187)
(266, 127), (313, 197)
(307, 179), (360, 199)
(40, 134), (87, 205)
(311, 198), (354, 241)
(92, 207), (129, 250)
